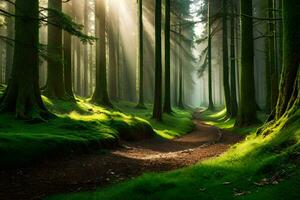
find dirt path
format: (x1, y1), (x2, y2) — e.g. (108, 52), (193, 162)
(0, 117), (243, 200)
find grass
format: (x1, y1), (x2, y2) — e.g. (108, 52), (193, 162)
(46, 108), (300, 200)
(114, 101), (194, 139)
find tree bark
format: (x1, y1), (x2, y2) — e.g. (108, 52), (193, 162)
(275, 0), (300, 120)
(178, 24), (184, 109)
(92, 0), (112, 107)
(5, 1), (14, 84)
(108, 1), (117, 101)
(0, 0), (50, 120)
(222, 0), (231, 116)
(44, 0), (67, 99)
(208, 0), (214, 110)
(63, 2), (75, 99)
(136, 0), (146, 109)
(268, 0), (279, 112)
(83, 0), (90, 97)
(152, 0), (163, 121)
(236, 0), (258, 126)
(230, 5), (238, 118)
(163, 0), (172, 113)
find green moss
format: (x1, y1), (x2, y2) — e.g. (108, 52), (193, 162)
(115, 101), (194, 139)
(200, 107), (267, 136)
(0, 96), (154, 168)
(0, 84), (192, 168)
(45, 110), (300, 200)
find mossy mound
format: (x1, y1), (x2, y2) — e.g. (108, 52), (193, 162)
(0, 95), (155, 169)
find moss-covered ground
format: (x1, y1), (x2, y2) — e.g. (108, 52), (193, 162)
(114, 101), (194, 139)
(0, 85), (193, 169)
(200, 107), (268, 136)
(46, 108), (300, 200)
(0, 97), (152, 169)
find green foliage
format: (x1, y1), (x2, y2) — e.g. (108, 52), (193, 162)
(46, 109), (300, 200)
(40, 7), (96, 44)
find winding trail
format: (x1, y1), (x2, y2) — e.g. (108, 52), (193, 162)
(0, 113), (243, 200)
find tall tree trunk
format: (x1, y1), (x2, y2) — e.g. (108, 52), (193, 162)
(222, 0), (231, 116)
(44, 0), (67, 99)
(258, 0), (300, 136)
(108, 1), (117, 101)
(163, 0), (172, 113)
(236, 0), (257, 126)
(173, 26), (179, 106)
(63, 2), (75, 99)
(152, 0), (163, 121)
(136, 0), (146, 108)
(274, 0), (300, 120)
(178, 24), (184, 109)
(5, 1), (14, 84)
(265, 24), (272, 113)
(92, 0), (112, 107)
(0, 0), (50, 119)
(207, 0), (214, 110)
(76, 39), (82, 96)
(275, 0), (283, 80)
(116, 4), (121, 100)
(230, 5), (238, 118)
(268, 0), (279, 112)
(83, 0), (89, 97)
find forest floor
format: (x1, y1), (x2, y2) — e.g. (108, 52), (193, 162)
(44, 109), (300, 200)
(0, 111), (243, 200)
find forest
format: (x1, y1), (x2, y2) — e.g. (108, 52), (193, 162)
(0, 0), (299, 199)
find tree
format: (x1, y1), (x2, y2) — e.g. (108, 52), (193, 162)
(152, 0), (163, 121)
(274, 0), (300, 120)
(236, 0), (257, 126)
(83, 0), (90, 97)
(222, 0), (231, 116)
(92, 0), (112, 107)
(178, 23), (184, 109)
(44, 0), (67, 99)
(136, 0), (146, 109)
(163, 0), (172, 113)
(229, 2), (238, 118)
(207, 0), (214, 110)
(0, 0), (50, 119)
(266, 0), (279, 113)
(259, 0), (300, 135)
(5, 1), (14, 84)
(63, 2), (75, 99)
(108, 0), (118, 101)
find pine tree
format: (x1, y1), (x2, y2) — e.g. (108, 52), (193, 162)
(222, 0), (231, 116)
(0, 0), (50, 120)
(163, 0), (172, 113)
(92, 0), (113, 107)
(136, 0), (146, 109)
(236, 0), (258, 126)
(44, 0), (67, 99)
(152, 0), (163, 121)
